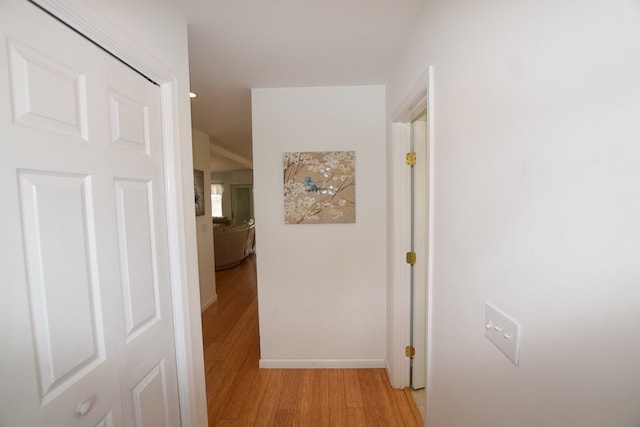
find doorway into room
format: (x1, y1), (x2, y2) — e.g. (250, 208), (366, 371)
(230, 184), (254, 225)
(409, 112), (428, 391)
(389, 66), (434, 423)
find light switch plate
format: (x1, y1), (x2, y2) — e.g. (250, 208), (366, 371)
(485, 303), (521, 365)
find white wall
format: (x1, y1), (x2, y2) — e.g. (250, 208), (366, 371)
(193, 129), (217, 311)
(211, 169), (254, 220)
(388, 0), (640, 426)
(252, 85), (387, 367)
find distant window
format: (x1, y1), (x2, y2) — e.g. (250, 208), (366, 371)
(211, 184), (224, 217)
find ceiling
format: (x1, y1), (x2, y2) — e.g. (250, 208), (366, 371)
(170, 0), (426, 171)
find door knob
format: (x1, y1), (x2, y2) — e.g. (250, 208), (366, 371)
(76, 400), (92, 416)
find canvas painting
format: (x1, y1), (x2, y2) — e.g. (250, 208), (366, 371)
(194, 169), (205, 216)
(283, 151), (355, 224)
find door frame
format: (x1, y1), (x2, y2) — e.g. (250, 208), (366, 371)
(30, 1), (206, 425)
(388, 66), (435, 418)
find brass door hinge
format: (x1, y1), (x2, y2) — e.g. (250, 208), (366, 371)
(405, 345), (416, 359)
(406, 152), (416, 166)
(406, 251), (416, 265)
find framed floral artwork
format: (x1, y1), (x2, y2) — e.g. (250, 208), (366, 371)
(283, 151), (355, 224)
(194, 169), (205, 216)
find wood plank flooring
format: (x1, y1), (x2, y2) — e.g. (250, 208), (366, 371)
(201, 253), (424, 426)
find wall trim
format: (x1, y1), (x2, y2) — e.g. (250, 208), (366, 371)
(30, 1), (207, 426)
(201, 294), (218, 312)
(425, 67), (435, 426)
(385, 359), (393, 379)
(259, 359), (387, 369)
(392, 68), (429, 122)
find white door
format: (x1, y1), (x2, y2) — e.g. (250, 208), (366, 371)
(0, 1), (181, 426)
(410, 113), (428, 389)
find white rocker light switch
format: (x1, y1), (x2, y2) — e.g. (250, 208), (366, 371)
(485, 303), (521, 365)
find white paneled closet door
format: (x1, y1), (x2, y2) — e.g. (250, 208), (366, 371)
(0, 1), (181, 426)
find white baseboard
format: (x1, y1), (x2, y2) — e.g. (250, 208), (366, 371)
(258, 359), (386, 369)
(200, 294), (218, 312)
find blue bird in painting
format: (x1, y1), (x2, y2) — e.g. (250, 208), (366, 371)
(303, 176), (319, 194)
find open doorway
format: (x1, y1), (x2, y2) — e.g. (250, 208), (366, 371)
(230, 184), (254, 226)
(209, 171), (255, 271)
(410, 112), (428, 391)
(203, 168), (258, 424)
(389, 66), (435, 424)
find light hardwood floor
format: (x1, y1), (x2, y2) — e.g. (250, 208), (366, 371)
(201, 253), (424, 426)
